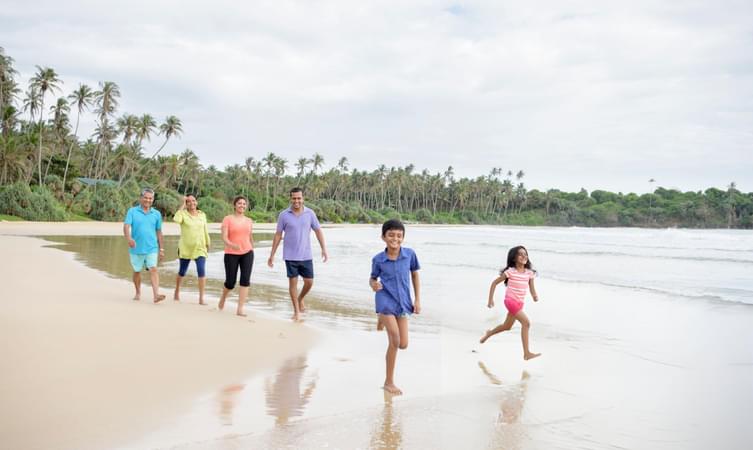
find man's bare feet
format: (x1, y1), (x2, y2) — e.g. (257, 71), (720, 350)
(292, 313), (300, 321)
(479, 329), (492, 344)
(153, 294), (166, 303)
(383, 383), (403, 395)
(298, 300), (306, 313)
(524, 352), (541, 360)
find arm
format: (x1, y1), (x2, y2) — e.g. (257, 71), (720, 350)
(487, 275), (506, 308)
(123, 224), (136, 248)
(529, 277), (539, 301)
(204, 215), (211, 248)
(248, 219), (254, 250)
(267, 231), (283, 267)
(369, 258), (382, 292)
(314, 228), (328, 262)
(411, 270), (421, 314)
(157, 230), (165, 260)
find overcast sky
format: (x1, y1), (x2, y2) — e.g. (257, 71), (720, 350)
(3, 0), (752, 193)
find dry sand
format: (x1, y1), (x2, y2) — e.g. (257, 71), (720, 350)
(0, 224), (317, 450)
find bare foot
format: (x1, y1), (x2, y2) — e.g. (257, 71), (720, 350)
(199, 301), (207, 306)
(237, 311), (247, 317)
(479, 329), (492, 344)
(173, 291), (180, 301)
(299, 301), (306, 313)
(154, 294), (166, 303)
(383, 383), (403, 395)
(133, 294), (140, 301)
(218, 298), (226, 311)
(292, 313), (300, 321)
(524, 352), (541, 360)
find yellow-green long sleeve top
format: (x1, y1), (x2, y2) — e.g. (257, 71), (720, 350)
(173, 210), (210, 259)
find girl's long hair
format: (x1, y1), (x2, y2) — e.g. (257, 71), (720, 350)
(501, 245), (535, 285)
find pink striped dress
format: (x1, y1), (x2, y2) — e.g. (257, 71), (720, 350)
(503, 268), (535, 314)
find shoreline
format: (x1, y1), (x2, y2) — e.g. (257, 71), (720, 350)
(0, 230), (318, 450)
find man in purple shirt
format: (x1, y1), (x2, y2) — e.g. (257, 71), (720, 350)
(267, 188), (328, 321)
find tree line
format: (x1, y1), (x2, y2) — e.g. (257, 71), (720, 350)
(1, 49), (751, 228)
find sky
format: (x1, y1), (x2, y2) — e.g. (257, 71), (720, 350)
(2, 0), (752, 193)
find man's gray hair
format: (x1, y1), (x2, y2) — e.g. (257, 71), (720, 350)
(141, 188), (155, 197)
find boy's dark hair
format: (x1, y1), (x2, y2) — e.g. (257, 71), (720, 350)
(502, 245), (536, 285)
(382, 219), (405, 237)
(290, 187), (303, 195)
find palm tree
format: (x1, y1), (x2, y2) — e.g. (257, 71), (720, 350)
(311, 152), (325, 175)
(0, 48), (20, 133)
(92, 81), (121, 179)
(30, 66), (62, 184)
(44, 97), (70, 179)
(135, 114), (157, 147)
(150, 115), (182, 159)
(295, 157), (309, 181)
(22, 87), (41, 125)
(0, 135), (30, 184)
(63, 84), (94, 189)
(117, 114), (139, 145)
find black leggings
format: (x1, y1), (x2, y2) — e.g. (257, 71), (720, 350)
(224, 251), (254, 289)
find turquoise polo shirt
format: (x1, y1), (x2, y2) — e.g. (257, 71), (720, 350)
(124, 206), (163, 255)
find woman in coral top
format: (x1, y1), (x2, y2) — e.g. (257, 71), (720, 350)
(218, 196), (254, 316)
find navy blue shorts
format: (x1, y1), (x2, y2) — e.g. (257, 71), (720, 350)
(285, 260), (314, 279)
(178, 256), (206, 277)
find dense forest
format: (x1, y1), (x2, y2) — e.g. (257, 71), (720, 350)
(1, 49), (751, 228)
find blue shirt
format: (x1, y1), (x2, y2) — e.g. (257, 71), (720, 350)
(124, 206), (162, 255)
(370, 247), (420, 315)
(276, 206), (321, 261)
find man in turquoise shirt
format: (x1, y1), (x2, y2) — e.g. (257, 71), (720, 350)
(123, 188), (166, 302)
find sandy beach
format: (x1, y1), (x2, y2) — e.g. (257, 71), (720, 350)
(0, 224), (317, 450)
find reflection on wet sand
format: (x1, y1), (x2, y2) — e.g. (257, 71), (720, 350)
(369, 391), (403, 450)
(479, 361), (530, 450)
(217, 383), (246, 426)
(265, 355), (318, 426)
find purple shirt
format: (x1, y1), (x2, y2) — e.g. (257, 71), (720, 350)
(276, 206), (321, 261)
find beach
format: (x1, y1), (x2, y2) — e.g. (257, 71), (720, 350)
(1, 222), (752, 449)
(0, 223), (316, 449)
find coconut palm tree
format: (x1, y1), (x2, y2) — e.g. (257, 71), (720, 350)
(63, 84), (94, 189)
(310, 152), (325, 175)
(92, 81), (121, 179)
(149, 115), (182, 159)
(0, 48), (20, 133)
(44, 97), (70, 179)
(135, 114), (157, 147)
(117, 113), (139, 145)
(30, 66), (62, 185)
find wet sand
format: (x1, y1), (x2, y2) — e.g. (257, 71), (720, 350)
(0, 227), (317, 450)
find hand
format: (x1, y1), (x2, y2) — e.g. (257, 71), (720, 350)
(127, 238), (136, 248)
(229, 242), (240, 251)
(267, 256), (274, 268)
(180, 196), (187, 209)
(322, 250), (329, 263)
(370, 280), (383, 292)
(487, 299), (494, 308)
(413, 301), (421, 314)
(158, 248), (165, 261)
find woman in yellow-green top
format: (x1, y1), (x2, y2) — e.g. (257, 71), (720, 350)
(173, 194), (211, 305)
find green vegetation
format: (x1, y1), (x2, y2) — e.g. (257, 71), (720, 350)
(1, 49), (751, 228)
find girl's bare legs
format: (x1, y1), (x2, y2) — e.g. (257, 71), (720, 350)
(218, 287), (231, 311)
(381, 314), (409, 395)
(174, 275), (183, 300)
(514, 311), (541, 360)
(237, 286), (248, 316)
(198, 277), (206, 305)
(480, 313), (516, 343)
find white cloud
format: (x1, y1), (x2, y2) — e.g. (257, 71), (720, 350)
(2, 0), (752, 192)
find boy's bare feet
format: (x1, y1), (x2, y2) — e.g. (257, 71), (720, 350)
(524, 352), (541, 360)
(383, 383), (402, 395)
(479, 329), (492, 344)
(153, 294), (166, 303)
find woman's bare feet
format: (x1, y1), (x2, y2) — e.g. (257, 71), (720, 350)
(383, 383), (403, 395)
(524, 352), (541, 360)
(153, 294), (166, 303)
(218, 297), (226, 311)
(479, 329), (492, 344)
